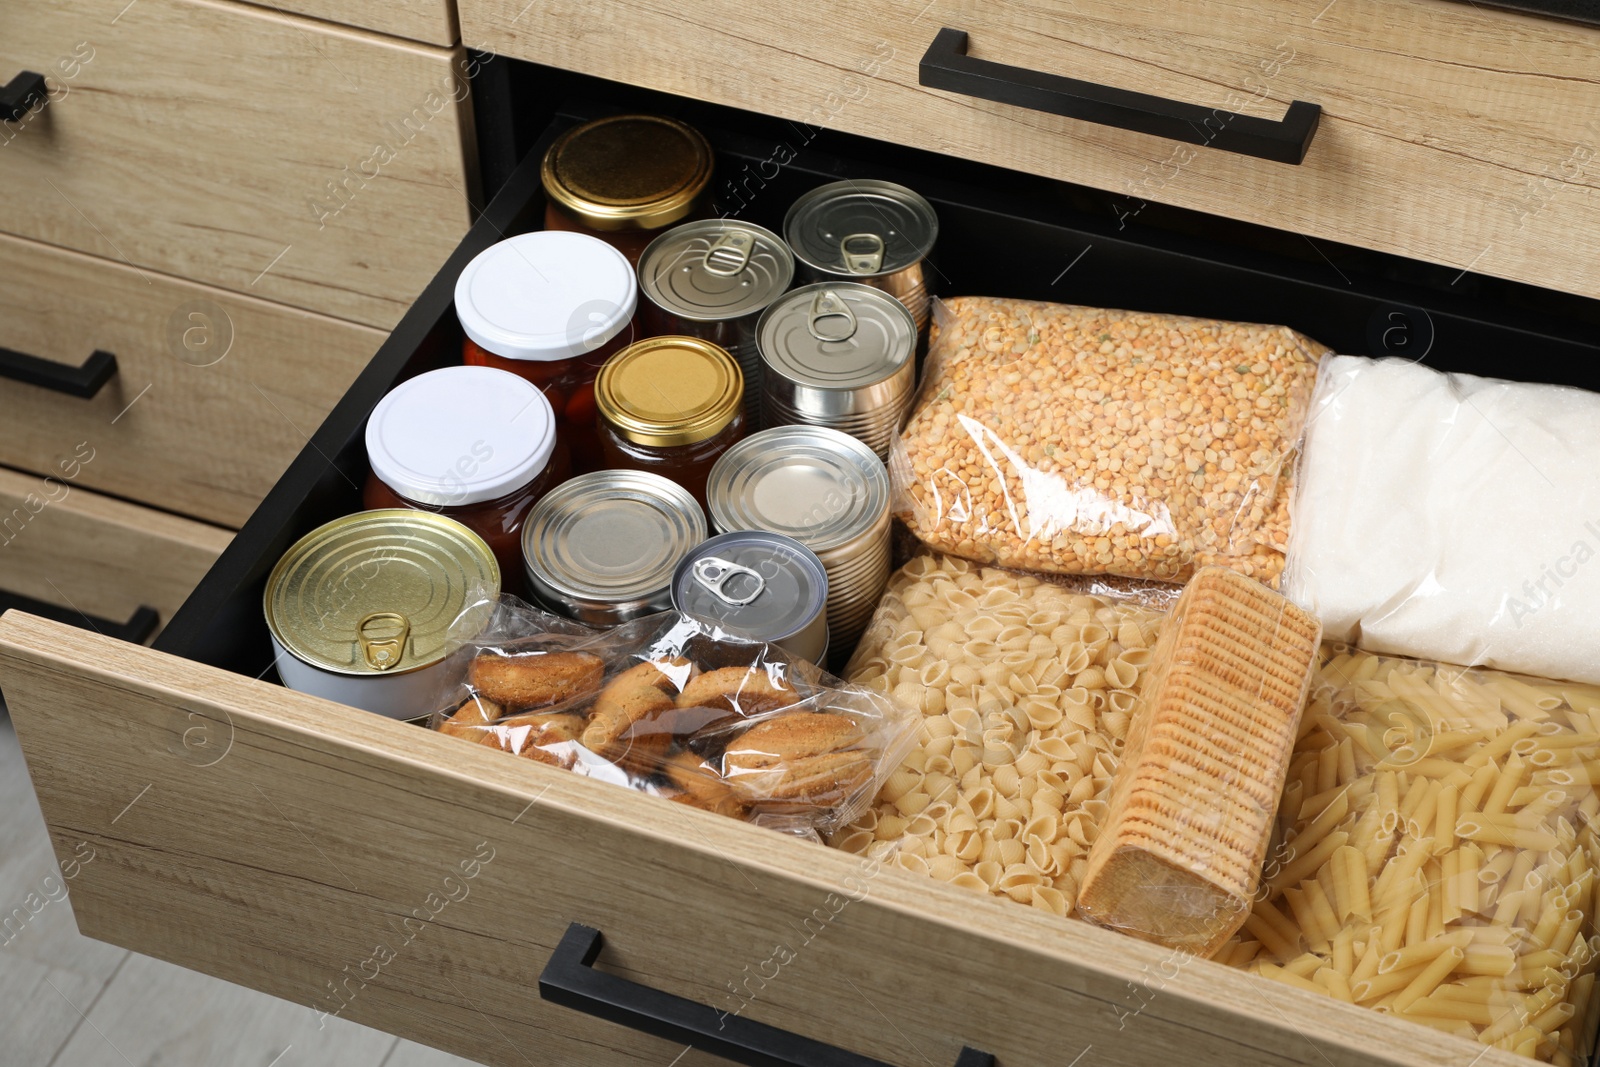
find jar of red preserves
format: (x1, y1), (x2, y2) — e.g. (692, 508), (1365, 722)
(455, 231), (636, 472)
(362, 365), (567, 590)
(594, 336), (745, 509)
(541, 115), (715, 265)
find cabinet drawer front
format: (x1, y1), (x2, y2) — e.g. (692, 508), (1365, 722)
(463, 0), (1600, 301)
(0, 474), (229, 641)
(252, 0), (459, 46)
(0, 613), (1526, 1067)
(0, 0), (477, 328)
(0, 233), (385, 527)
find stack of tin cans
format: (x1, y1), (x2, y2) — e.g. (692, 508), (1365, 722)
(756, 282), (918, 459)
(783, 179), (939, 338)
(706, 426), (892, 658)
(637, 220), (794, 427)
(521, 470), (707, 626)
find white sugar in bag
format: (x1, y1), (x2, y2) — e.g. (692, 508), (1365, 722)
(1285, 355), (1600, 685)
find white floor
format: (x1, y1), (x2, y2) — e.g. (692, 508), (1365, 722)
(0, 707), (484, 1067)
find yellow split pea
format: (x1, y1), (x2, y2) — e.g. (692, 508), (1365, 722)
(893, 299), (1325, 586)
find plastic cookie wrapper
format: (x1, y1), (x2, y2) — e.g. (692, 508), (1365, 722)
(427, 595), (918, 837)
(833, 553), (1177, 919)
(1215, 644), (1600, 1065)
(889, 297), (1326, 588)
(1284, 353), (1600, 686)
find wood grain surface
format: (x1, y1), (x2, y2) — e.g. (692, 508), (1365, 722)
(0, 232), (385, 527)
(0, 714), (130, 1065)
(0, 468), (231, 639)
(0, 716), (482, 1067)
(462, 0), (1600, 301)
(251, 0), (460, 46)
(0, 0), (478, 327)
(0, 611), (1533, 1067)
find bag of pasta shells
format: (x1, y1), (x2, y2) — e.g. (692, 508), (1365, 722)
(889, 297), (1325, 587)
(834, 554), (1168, 917)
(1217, 645), (1600, 1064)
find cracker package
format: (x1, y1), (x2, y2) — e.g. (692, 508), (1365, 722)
(1077, 567), (1321, 956)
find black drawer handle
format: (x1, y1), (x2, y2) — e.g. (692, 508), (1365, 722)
(1, 71), (48, 122)
(540, 924), (996, 1067)
(0, 346), (118, 398)
(0, 589), (159, 644)
(919, 27), (1321, 165)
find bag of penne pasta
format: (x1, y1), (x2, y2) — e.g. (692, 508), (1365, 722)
(1218, 643), (1600, 1064)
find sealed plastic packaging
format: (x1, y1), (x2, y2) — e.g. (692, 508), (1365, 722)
(890, 297), (1326, 586)
(429, 597), (917, 836)
(1285, 354), (1600, 686)
(1077, 567), (1322, 956)
(1220, 645), (1600, 1064)
(834, 554), (1171, 917)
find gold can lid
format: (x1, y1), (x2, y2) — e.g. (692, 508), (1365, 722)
(595, 336), (743, 447)
(542, 115), (714, 233)
(264, 510), (500, 678)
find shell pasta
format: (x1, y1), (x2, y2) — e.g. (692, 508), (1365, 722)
(1229, 645), (1600, 1064)
(835, 554), (1166, 915)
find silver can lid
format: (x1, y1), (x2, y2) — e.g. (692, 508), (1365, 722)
(757, 282), (915, 391)
(706, 425), (890, 553)
(639, 220), (794, 322)
(671, 531), (828, 643)
(783, 179), (937, 278)
(522, 470), (707, 617)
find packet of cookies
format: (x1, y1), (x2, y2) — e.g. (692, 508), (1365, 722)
(889, 297), (1326, 588)
(427, 595), (918, 836)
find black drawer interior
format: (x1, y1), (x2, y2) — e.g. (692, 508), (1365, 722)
(157, 91), (1600, 677)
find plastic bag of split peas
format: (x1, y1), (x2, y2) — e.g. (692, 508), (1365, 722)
(832, 554), (1170, 916)
(426, 595), (918, 836)
(1219, 644), (1600, 1064)
(888, 297), (1327, 588)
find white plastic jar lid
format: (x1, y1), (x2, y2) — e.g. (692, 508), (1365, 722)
(454, 231), (637, 362)
(366, 366), (557, 507)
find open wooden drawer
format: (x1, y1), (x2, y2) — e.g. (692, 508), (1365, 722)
(4, 98), (1600, 1067)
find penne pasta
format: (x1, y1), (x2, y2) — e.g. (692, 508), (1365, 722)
(1330, 845), (1372, 923)
(1436, 782), (1459, 854)
(1392, 946), (1466, 1012)
(1212, 647), (1600, 1064)
(1352, 960), (1433, 1003)
(1257, 961), (1330, 996)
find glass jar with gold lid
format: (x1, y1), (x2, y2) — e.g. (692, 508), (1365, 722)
(595, 336), (745, 509)
(542, 115), (715, 265)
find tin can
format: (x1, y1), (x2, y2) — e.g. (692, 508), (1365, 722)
(671, 531), (830, 665)
(522, 469), (707, 626)
(783, 179), (938, 336)
(264, 510), (500, 720)
(706, 426), (891, 660)
(638, 220), (794, 426)
(756, 282), (916, 458)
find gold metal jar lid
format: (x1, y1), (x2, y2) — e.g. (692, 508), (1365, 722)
(542, 115), (714, 233)
(264, 510), (500, 677)
(595, 336), (743, 447)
